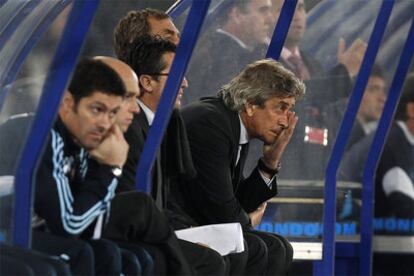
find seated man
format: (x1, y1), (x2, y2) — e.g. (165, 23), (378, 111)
(112, 36), (228, 275)
(324, 64), (386, 151)
(178, 59), (305, 275)
(34, 58), (139, 275)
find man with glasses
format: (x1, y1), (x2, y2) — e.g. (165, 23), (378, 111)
(113, 35), (229, 276)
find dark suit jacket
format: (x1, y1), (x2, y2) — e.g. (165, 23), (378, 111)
(118, 109), (198, 229)
(179, 97), (277, 228)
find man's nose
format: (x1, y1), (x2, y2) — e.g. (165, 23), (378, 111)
(278, 114), (289, 128)
(171, 33), (180, 45)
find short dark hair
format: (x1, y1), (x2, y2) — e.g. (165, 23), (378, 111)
(68, 58), (126, 104)
(395, 73), (414, 121)
(121, 35), (176, 81)
(113, 8), (170, 61)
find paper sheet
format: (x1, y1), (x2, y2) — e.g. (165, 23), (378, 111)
(175, 223), (244, 256)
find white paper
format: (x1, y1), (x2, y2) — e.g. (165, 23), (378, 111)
(175, 223), (244, 256)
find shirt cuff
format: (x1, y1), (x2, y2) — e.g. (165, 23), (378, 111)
(259, 170), (276, 189)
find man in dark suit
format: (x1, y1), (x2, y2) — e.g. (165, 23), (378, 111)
(178, 59), (305, 275)
(245, 0), (368, 180)
(112, 35), (230, 275)
(324, 64), (386, 152)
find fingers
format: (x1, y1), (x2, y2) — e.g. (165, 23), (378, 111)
(350, 38), (367, 51)
(112, 123), (124, 139)
(257, 202), (267, 210)
(337, 37), (345, 58)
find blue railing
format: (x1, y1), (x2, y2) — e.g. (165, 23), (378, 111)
(0, 0), (40, 51)
(266, 0), (298, 60)
(319, 1), (394, 274)
(359, 15), (414, 276)
(0, 1), (70, 112)
(12, 0), (100, 248)
(167, 0), (192, 20)
(135, 0), (210, 192)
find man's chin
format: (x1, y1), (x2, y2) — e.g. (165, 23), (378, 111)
(261, 136), (278, 145)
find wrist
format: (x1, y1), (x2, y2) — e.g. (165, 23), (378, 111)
(258, 158), (281, 175)
(110, 165), (123, 178)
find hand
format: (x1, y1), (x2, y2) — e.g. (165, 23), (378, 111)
(262, 111), (298, 169)
(337, 37), (367, 78)
(248, 202), (267, 227)
(89, 124), (129, 167)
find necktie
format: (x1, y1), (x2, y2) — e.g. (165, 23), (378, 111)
(234, 143), (249, 182)
(287, 54), (310, 81)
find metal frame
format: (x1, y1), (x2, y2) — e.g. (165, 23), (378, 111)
(318, 1), (394, 274)
(12, 0), (100, 248)
(266, 0), (298, 60)
(167, 0), (192, 20)
(0, 0), (40, 51)
(135, 0), (211, 192)
(0, 1), (70, 112)
(359, 15), (414, 276)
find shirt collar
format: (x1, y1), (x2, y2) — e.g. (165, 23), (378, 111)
(397, 121), (414, 146)
(137, 99), (155, 126)
(216, 28), (250, 50)
(238, 114), (249, 145)
(360, 121), (378, 135)
(281, 46), (301, 60)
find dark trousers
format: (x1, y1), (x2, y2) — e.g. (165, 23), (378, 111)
(224, 241), (249, 275)
(104, 191), (193, 275)
(0, 242), (70, 275)
(33, 231), (141, 276)
(105, 191), (228, 275)
(115, 240), (155, 275)
(1, 255), (35, 275)
(179, 239), (226, 275)
(244, 229), (293, 275)
(32, 231), (94, 275)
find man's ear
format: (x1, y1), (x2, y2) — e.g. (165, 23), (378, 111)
(139, 75), (154, 93)
(60, 91), (74, 113)
(244, 101), (257, 117)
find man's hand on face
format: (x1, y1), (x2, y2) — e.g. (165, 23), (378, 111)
(248, 202), (267, 227)
(337, 37), (367, 78)
(262, 111), (298, 169)
(89, 124), (129, 167)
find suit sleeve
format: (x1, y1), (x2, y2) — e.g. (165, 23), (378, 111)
(34, 131), (117, 237)
(185, 115), (251, 227)
(236, 167), (278, 213)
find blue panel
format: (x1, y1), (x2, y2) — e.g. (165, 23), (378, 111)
(266, 0), (297, 60)
(322, 1), (394, 274)
(359, 16), (414, 276)
(12, 0), (99, 248)
(135, 0), (210, 192)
